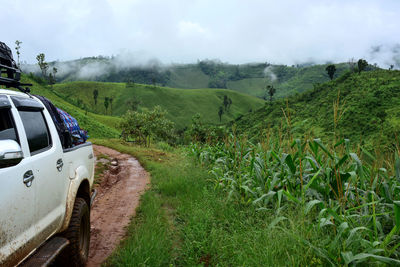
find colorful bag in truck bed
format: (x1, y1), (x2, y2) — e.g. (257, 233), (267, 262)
(57, 108), (88, 146)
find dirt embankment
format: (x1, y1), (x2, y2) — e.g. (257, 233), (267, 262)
(87, 145), (150, 267)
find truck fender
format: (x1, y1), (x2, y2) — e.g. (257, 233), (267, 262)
(60, 165), (90, 232)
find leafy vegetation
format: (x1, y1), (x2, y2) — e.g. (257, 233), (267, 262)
(190, 134), (400, 265)
(94, 139), (333, 266)
(234, 70), (400, 151)
(184, 114), (226, 144)
(16, 58), (400, 265)
(120, 106), (175, 146)
(326, 64), (336, 80)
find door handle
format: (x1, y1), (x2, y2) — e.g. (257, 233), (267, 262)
(56, 159), (64, 172)
(23, 170), (34, 187)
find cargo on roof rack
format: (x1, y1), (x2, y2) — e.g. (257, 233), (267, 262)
(0, 41), (31, 93)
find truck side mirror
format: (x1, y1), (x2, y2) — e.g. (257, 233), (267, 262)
(0, 140), (23, 168)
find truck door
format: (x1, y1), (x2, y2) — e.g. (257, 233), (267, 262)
(0, 103), (37, 266)
(17, 107), (68, 241)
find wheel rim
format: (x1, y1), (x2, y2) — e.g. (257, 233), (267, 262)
(79, 212), (90, 258)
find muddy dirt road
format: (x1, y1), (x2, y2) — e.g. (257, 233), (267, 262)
(87, 145), (150, 267)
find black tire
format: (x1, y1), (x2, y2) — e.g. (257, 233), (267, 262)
(61, 197), (90, 267)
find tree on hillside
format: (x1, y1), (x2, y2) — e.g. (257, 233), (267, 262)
(357, 59), (368, 74)
(109, 97), (113, 113)
(104, 97), (109, 114)
(222, 95), (232, 111)
(126, 80), (135, 88)
(93, 89), (99, 108)
(15, 40), (22, 68)
(126, 97), (141, 111)
(218, 106), (224, 122)
(48, 73), (55, 88)
(325, 64), (336, 80)
(223, 95), (229, 111)
(36, 53), (48, 78)
(232, 65), (241, 80)
(265, 85), (276, 102)
(52, 67), (58, 83)
(389, 65), (394, 70)
(348, 58), (356, 72)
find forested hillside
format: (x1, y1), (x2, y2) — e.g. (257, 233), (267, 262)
(234, 69), (400, 150)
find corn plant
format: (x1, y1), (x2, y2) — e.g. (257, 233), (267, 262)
(189, 136), (400, 265)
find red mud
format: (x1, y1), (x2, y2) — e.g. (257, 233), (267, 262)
(86, 145), (150, 267)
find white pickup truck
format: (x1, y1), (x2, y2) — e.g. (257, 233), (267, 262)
(0, 89), (95, 266)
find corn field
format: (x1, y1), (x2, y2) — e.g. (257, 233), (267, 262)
(190, 136), (400, 265)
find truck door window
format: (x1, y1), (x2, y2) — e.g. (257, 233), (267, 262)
(19, 110), (52, 155)
(0, 108), (18, 142)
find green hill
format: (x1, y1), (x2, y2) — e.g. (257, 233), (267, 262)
(53, 81), (265, 129)
(15, 75), (121, 138)
(28, 58), (359, 99)
(233, 70), (400, 149)
(167, 64), (210, 89)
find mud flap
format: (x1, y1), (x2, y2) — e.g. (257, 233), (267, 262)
(90, 189), (97, 207)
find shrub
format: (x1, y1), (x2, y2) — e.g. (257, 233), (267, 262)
(120, 106), (175, 146)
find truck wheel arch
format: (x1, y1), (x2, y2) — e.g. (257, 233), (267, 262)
(76, 180), (90, 208)
(60, 166), (92, 232)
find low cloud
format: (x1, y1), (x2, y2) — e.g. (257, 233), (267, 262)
(22, 51), (165, 80)
(368, 44), (400, 69)
(263, 66), (277, 82)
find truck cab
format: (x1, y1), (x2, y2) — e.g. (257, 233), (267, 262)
(0, 42), (95, 267)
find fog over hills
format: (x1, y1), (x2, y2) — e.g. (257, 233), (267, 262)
(2, 0), (399, 67)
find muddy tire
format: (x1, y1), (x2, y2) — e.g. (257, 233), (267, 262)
(61, 197), (90, 267)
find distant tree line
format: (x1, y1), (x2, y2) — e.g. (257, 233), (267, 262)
(101, 68), (171, 87)
(198, 60), (248, 88)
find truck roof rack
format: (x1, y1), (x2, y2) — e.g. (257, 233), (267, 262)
(0, 41), (31, 94)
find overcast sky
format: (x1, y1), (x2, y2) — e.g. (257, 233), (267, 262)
(1, 0), (399, 67)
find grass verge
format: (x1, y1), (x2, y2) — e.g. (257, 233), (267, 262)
(93, 139), (326, 266)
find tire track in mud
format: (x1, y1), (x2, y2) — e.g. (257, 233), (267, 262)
(87, 145), (150, 267)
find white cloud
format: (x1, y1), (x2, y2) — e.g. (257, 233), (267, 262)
(0, 0), (399, 67)
(178, 21), (207, 36)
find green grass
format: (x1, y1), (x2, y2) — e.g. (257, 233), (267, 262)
(53, 81), (265, 129)
(167, 65), (210, 89)
(227, 77), (267, 98)
(93, 139), (328, 266)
